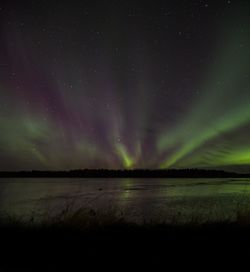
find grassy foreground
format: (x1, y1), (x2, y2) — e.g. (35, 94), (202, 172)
(1, 208), (250, 271)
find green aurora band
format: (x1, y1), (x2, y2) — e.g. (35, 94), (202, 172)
(158, 21), (250, 170)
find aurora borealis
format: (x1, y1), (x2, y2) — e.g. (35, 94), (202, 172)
(0, 0), (250, 171)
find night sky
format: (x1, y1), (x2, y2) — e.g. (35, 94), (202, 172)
(0, 0), (250, 171)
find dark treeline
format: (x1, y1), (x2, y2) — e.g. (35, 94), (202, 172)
(0, 168), (248, 178)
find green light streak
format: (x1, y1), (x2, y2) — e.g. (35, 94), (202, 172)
(0, 115), (49, 167)
(115, 143), (134, 169)
(209, 148), (250, 167)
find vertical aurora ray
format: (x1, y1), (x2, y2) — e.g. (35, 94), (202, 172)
(115, 143), (134, 169)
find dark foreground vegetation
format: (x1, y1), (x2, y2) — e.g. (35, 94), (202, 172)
(1, 210), (250, 271)
(0, 168), (248, 178)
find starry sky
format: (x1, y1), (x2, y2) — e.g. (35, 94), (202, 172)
(0, 0), (250, 171)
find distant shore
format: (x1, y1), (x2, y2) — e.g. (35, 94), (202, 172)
(0, 168), (249, 178)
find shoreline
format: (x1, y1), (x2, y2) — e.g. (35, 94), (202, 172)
(0, 168), (248, 178)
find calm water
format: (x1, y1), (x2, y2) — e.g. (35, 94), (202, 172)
(1, 178), (250, 223)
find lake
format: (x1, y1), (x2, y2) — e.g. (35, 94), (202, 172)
(1, 178), (250, 224)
